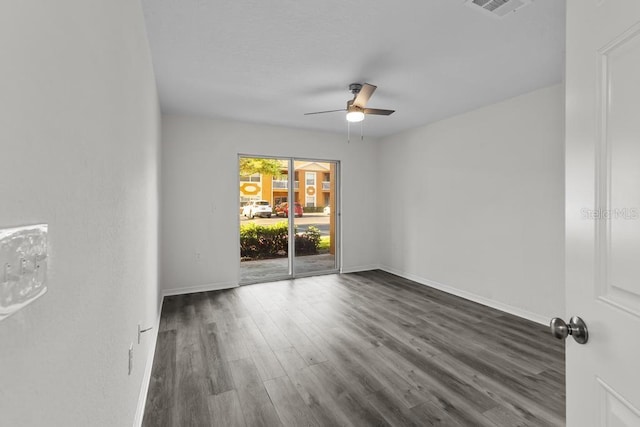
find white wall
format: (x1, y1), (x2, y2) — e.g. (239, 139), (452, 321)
(378, 85), (565, 323)
(161, 115), (379, 293)
(0, 1), (160, 426)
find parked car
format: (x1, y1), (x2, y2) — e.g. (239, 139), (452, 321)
(323, 205), (330, 215)
(275, 202), (303, 217)
(242, 200), (272, 218)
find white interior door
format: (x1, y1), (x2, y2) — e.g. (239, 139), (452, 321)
(565, 0), (640, 425)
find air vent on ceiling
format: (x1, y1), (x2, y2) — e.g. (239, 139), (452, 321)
(465, 0), (533, 18)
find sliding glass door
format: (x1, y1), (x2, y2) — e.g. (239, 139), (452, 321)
(238, 155), (339, 284)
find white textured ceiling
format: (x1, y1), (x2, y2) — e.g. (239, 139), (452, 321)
(141, 0), (565, 137)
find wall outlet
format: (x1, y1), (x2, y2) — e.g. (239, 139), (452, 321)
(128, 343), (133, 375)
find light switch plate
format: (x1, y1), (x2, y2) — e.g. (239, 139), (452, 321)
(0, 224), (48, 321)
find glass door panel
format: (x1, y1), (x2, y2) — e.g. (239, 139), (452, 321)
(293, 160), (338, 275)
(239, 156), (291, 283)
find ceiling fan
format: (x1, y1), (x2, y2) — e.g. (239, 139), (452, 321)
(304, 83), (395, 123)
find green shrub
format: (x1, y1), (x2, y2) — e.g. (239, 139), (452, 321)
(240, 222), (321, 259)
(295, 226), (321, 256)
(240, 221), (288, 259)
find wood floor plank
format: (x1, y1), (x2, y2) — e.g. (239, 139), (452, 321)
(159, 296), (178, 332)
(193, 292), (216, 325)
(250, 311), (292, 351)
(142, 406), (175, 427)
(236, 384), (284, 427)
(281, 307), (312, 324)
(207, 389), (246, 427)
(175, 298), (211, 426)
(268, 310), (328, 366)
(222, 289), (252, 319)
(273, 345), (362, 425)
(366, 387), (434, 427)
(285, 365), (356, 427)
(483, 406), (534, 427)
(440, 347), (565, 418)
(250, 347), (287, 381)
(142, 330), (176, 427)
(143, 271), (565, 427)
(234, 286), (267, 314)
(218, 328), (252, 362)
(264, 376), (319, 427)
(273, 346), (308, 376)
(430, 353), (564, 426)
(301, 322), (386, 395)
(200, 322), (235, 395)
(410, 400), (469, 427)
(327, 327), (428, 409)
(229, 358), (283, 427)
(307, 361), (391, 427)
(372, 343), (500, 417)
(228, 357), (263, 388)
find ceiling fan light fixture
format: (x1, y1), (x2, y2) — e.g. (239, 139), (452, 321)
(346, 109), (365, 123)
(305, 82), (394, 129)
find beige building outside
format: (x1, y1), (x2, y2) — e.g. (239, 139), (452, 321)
(240, 160), (334, 211)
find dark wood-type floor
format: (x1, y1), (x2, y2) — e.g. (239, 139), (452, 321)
(143, 270), (565, 427)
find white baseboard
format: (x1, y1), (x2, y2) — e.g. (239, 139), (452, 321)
(341, 264), (380, 274)
(378, 265), (548, 325)
(162, 281), (238, 297)
(133, 298), (164, 427)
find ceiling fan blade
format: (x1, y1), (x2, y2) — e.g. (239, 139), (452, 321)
(364, 108), (395, 116)
(304, 109), (346, 115)
(352, 83), (377, 108)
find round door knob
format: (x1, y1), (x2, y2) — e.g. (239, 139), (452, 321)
(549, 316), (588, 344)
(550, 317), (569, 339)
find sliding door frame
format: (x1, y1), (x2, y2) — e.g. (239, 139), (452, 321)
(237, 154), (340, 285)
